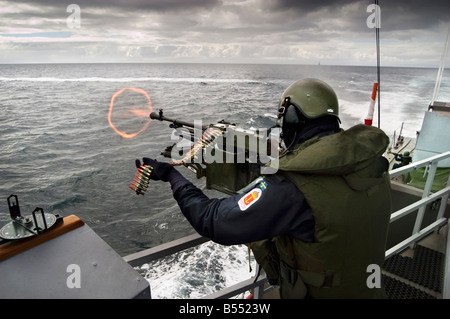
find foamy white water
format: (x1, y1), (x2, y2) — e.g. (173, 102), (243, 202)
(136, 241), (257, 299)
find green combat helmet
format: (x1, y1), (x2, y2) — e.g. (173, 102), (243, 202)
(278, 78), (340, 127)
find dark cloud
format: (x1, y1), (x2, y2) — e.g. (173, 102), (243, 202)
(9, 0), (222, 11)
(264, 0), (450, 31)
(381, 0), (450, 30)
(267, 0), (358, 12)
(0, 0), (448, 65)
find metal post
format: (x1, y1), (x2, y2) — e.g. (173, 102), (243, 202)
(436, 174), (450, 221)
(443, 219), (450, 299)
(252, 264), (265, 299)
(412, 161), (438, 235)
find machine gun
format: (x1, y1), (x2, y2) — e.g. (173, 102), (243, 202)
(130, 109), (279, 196)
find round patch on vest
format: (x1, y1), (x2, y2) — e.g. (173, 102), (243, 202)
(238, 188), (262, 211)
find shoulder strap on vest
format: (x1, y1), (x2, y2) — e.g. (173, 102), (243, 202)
(249, 239), (280, 285)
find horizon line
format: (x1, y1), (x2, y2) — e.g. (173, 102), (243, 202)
(0, 61), (441, 69)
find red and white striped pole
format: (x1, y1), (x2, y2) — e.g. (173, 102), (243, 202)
(365, 82), (378, 126)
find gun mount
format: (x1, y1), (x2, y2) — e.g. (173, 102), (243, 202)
(146, 109), (279, 195)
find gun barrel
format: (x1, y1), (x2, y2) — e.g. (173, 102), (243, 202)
(150, 111), (208, 130)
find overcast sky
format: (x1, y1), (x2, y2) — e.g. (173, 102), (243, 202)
(0, 0), (449, 66)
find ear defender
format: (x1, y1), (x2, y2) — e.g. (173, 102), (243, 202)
(283, 104), (304, 129)
(277, 97), (305, 130)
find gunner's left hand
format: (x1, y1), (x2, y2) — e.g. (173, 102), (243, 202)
(135, 157), (174, 182)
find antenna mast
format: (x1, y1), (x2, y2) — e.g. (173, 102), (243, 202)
(431, 21), (450, 105)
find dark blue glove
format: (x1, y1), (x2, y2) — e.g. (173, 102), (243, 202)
(135, 157), (174, 182)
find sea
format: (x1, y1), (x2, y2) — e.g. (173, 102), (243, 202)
(1, 63), (449, 298)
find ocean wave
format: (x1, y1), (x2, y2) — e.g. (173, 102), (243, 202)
(0, 76), (260, 84)
(49, 194), (87, 211)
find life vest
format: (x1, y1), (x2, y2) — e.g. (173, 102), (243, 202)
(250, 125), (392, 298)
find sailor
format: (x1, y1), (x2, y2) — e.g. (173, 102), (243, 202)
(137, 78), (392, 299)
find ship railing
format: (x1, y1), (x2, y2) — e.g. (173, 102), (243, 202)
(124, 150), (450, 299)
(387, 150), (450, 258)
(387, 150), (450, 298)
